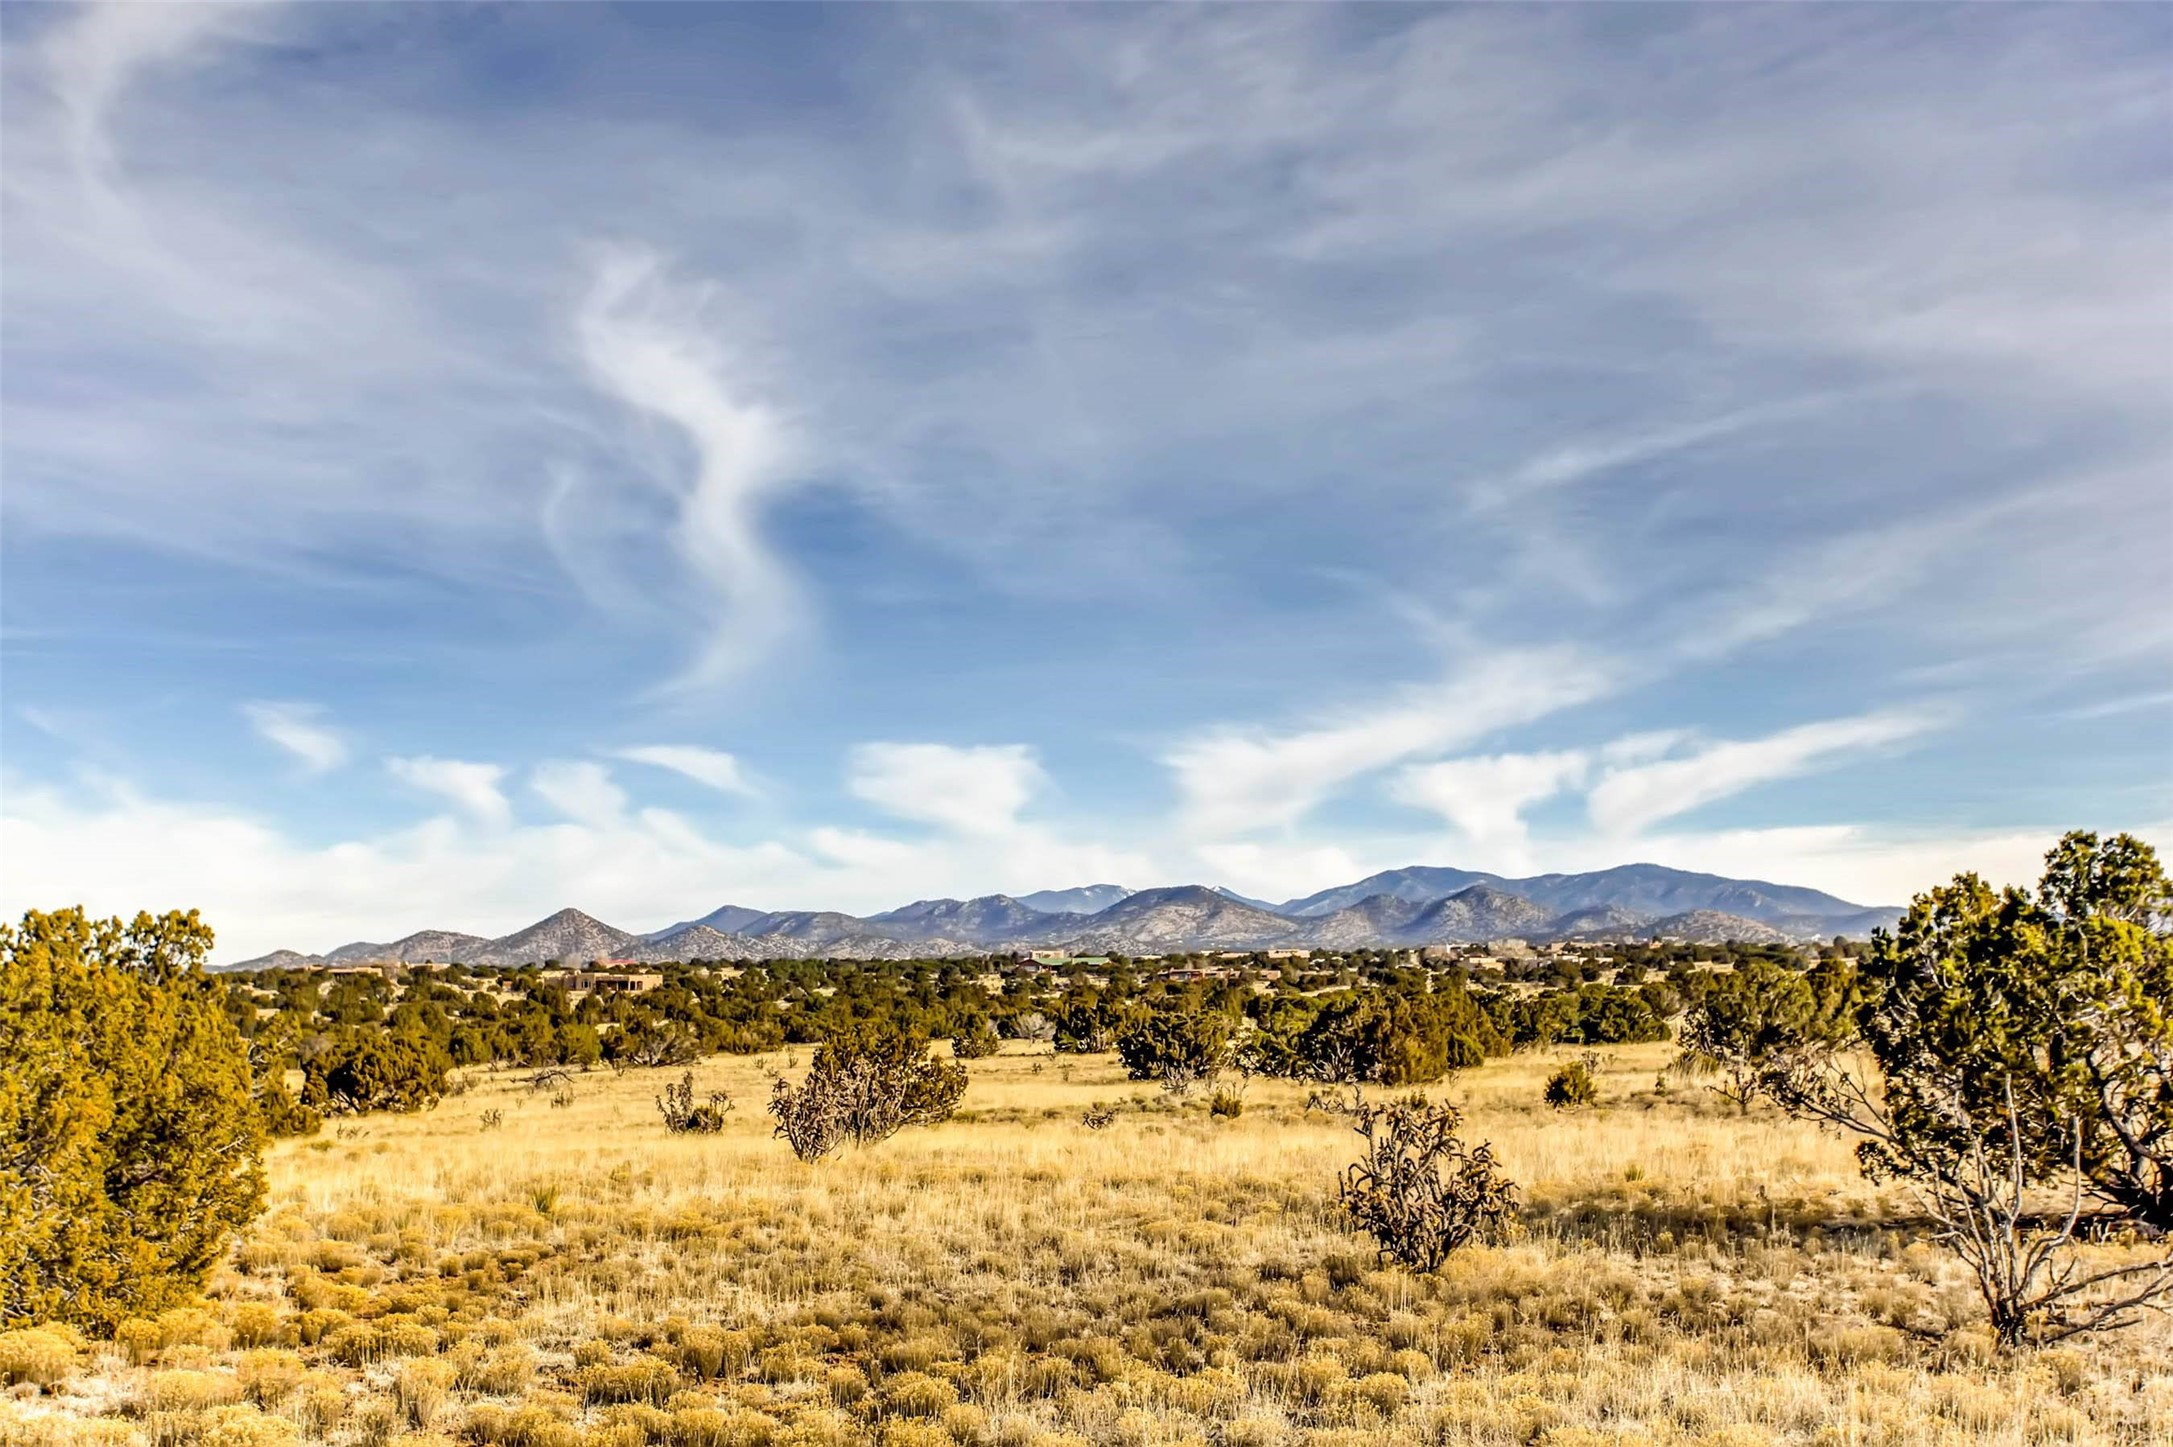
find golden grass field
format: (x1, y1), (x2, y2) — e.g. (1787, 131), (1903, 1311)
(4, 1043), (2169, 1446)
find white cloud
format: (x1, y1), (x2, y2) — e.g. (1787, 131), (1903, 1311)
(614, 744), (755, 795)
(1194, 817), (2134, 915)
(807, 826), (925, 871)
(0, 773), (814, 963)
(241, 701), (346, 773)
(1164, 647), (1618, 838)
(1526, 823), (2100, 911)
(386, 756), (512, 829)
(847, 742), (1047, 836)
(0, 771), (1158, 963)
(531, 760), (627, 829)
(6, 759), (2151, 964)
(1600, 730), (1691, 767)
(1188, 840), (1391, 909)
(1392, 750), (1588, 865)
(1587, 711), (1941, 836)
(576, 248), (804, 690)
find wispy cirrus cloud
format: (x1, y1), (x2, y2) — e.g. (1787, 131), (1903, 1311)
(1164, 647), (1619, 839)
(42, 0), (266, 185)
(386, 756), (511, 830)
(1587, 711), (1944, 836)
(574, 248), (806, 691)
(614, 745), (755, 796)
(241, 701), (346, 774)
(1463, 398), (1835, 512)
(8, 1), (2164, 683)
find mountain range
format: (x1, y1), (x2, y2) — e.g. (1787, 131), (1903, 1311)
(227, 863), (1900, 970)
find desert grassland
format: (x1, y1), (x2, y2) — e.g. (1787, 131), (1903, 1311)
(6, 1044), (2169, 1447)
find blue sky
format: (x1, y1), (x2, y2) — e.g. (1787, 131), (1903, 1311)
(3, 3), (2168, 961)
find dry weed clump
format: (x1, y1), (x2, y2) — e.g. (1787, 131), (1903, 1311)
(5, 1043), (2169, 1446)
(230, 1349), (306, 1408)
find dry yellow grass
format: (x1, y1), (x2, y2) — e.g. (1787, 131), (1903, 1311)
(7, 1043), (2169, 1446)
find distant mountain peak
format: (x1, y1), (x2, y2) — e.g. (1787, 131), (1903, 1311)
(1017, 884), (1132, 914)
(222, 860), (1897, 969)
(1280, 865), (1496, 917)
(1211, 884), (1284, 912)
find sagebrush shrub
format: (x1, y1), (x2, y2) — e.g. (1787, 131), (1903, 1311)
(1339, 1095), (1517, 1272)
(579, 1357), (680, 1406)
(394, 1359), (457, 1428)
(234, 1348), (307, 1407)
(194, 1405), (301, 1447)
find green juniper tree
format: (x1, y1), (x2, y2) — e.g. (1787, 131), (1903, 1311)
(1761, 833), (2172, 1345)
(1, 909), (266, 1328)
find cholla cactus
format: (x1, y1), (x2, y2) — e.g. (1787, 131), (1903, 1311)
(1339, 1095), (1517, 1271)
(655, 1070), (731, 1133)
(767, 1024), (967, 1161)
